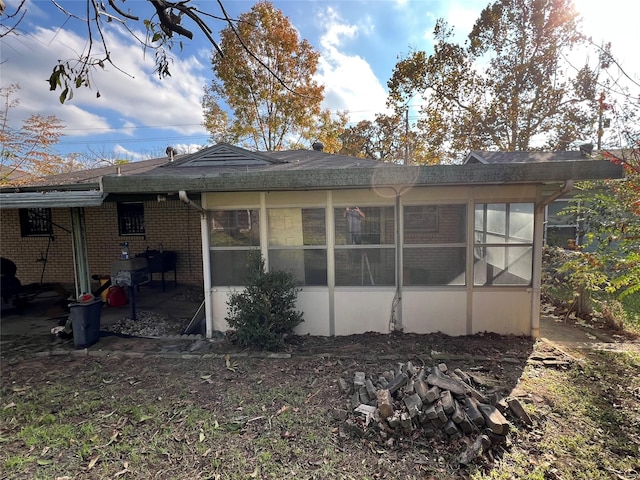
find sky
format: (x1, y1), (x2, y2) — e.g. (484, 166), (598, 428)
(1, 0), (638, 162)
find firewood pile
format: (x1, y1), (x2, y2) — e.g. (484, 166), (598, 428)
(335, 361), (533, 465)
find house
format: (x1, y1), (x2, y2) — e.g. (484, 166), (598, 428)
(0, 143), (622, 338)
(464, 149), (597, 248)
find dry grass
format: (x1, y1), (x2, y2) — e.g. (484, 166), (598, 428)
(1, 333), (639, 479)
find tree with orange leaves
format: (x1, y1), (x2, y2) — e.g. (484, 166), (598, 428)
(0, 84), (70, 185)
(202, 1), (327, 151)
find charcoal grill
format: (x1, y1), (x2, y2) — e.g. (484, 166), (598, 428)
(110, 258), (149, 321)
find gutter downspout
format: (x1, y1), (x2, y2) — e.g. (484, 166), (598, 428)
(531, 180), (574, 338)
(179, 190), (205, 214)
(179, 191), (212, 338)
(391, 193), (403, 331)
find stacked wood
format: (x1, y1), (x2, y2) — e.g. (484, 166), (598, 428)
(337, 361), (517, 464)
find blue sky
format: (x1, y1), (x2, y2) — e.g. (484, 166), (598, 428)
(1, 0), (638, 161)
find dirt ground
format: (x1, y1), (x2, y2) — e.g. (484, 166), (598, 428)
(2, 313), (639, 479)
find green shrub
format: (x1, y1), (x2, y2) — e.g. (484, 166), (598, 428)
(225, 251), (303, 350)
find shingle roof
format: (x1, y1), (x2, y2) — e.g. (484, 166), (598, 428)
(1, 143), (624, 198)
(3, 144), (389, 192)
(463, 150), (593, 164)
(16, 157), (176, 189)
(136, 144), (390, 178)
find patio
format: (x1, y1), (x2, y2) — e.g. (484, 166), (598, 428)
(0, 282), (204, 343)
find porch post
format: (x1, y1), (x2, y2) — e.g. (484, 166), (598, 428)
(531, 205), (545, 339)
(70, 207), (91, 298)
(200, 208), (213, 338)
(327, 191), (335, 336)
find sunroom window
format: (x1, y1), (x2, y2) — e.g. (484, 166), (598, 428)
(209, 209), (260, 285)
(267, 208), (327, 285)
(403, 204), (466, 286)
(474, 203), (534, 286)
(334, 206), (395, 286)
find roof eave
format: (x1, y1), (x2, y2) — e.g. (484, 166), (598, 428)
(0, 190), (106, 209)
(0, 182), (102, 194)
(100, 160), (623, 194)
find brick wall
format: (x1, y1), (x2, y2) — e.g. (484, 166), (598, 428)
(0, 207), (74, 285)
(0, 199), (203, 287)
(402, 205), (467, 285)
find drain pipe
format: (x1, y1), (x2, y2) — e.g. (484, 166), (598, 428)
(391, 192), (403, 332)
(179, 190), (213, 338)
(531, 180), (574, 338)
(179, 190), (205, 214)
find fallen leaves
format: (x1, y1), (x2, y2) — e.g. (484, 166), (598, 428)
(225, 354), (239, 372)
(113, 461), (130, 477)
(87, 455), (100, 470)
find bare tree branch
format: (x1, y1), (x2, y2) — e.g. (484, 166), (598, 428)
(3, 1), (306, 103)
(0, 0), (26, 38)
(108, 0), (138, 21)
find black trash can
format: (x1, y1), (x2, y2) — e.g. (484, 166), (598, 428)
(69, 299), (103, 349)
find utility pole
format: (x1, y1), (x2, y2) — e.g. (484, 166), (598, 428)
(404, 107), (409, 165)
(597, 91), (607, 150)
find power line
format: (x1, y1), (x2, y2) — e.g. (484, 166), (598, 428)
(62, 123), (206, 132)
(57, 134), (210, 146)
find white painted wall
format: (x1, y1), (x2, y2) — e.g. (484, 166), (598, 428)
(211, 287), (332, 335)
(402, 289), (468, 336)
(333, 289), (397, 335)
(212, 286), (532, 336)
(471, 289), (532, 335)
(211, 288), (232, 333)
(294, 289), (331, 336)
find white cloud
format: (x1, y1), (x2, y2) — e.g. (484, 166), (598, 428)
(314, 7), (390, 123)
(173, 143), (206, 154)
(1, 22), (209, 151)
(113, 144), (146, 161)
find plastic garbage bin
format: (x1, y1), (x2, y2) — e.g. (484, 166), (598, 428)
(69, 298), (103, 349)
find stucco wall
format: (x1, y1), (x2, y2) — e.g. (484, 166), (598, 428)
(0, 199), (203, 288)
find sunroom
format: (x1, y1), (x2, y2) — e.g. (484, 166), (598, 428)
(99, 143), (623, 339)
(202, 186), (537, 338)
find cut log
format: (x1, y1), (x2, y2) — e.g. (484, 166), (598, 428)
(414, 378), (429, 401)
(440, 390), (455, 414)
(376, 389), (394, 419)
(403, 393), (423, 418)
(337, 378), (351, 395)
(451, 400), (465, 424)
(507, 398), (533, 426)
(365, 379), (377, 400)
(387, 372), (409, 394)
(427, 373), (469, 396)
(463, 398), (485, 427)
(478, 403), (510, 435)
(425, 385), (441, 403)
